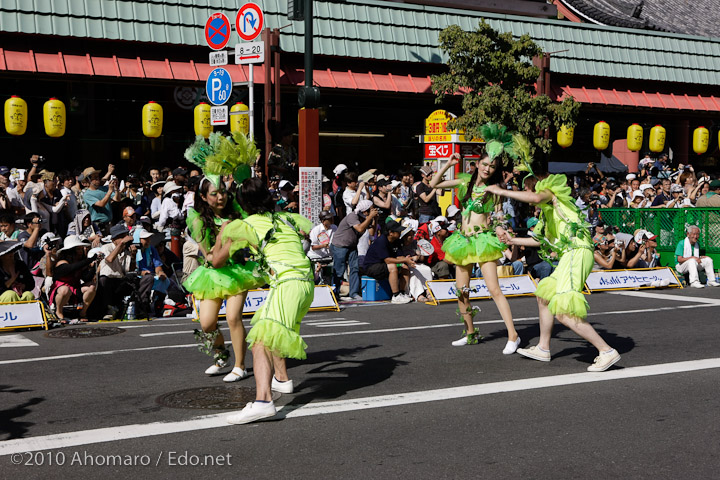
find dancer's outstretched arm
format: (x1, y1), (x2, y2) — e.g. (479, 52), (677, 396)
(484, 184), (552, 205)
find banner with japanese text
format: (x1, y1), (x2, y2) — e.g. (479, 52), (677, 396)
(425, 275), (537, 304)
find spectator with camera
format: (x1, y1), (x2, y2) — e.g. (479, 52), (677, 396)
(593, 233), (626, 269)
(330, 200), (378, 301)
(675, 225), (719, 288)
(58, 172), (78, 219)
(50, 235), (98, 322)
(667, 183), (693, 208)
(602, 179), (627, 208)
(40, 171), (71, 235)
(416, 165), (439, 225)
(135, 228), (167, 316)
(276, 180), (298, 213)
(67, 209), (102, 247)
(624, 229), (660, 269)
(83, 166), (120, 233)
(97, 224), (136, 319)
(17, 213), (44, 269)
(157, 181), (184, 230)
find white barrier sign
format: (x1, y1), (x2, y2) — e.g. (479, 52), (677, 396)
(426, 275), (537, 303)
(194, 285), (338, 317)
(586, 268), (681, 291)
(0, 301), (47, 331)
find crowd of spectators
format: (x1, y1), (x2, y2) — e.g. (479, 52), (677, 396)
(1, 147), (718, 319)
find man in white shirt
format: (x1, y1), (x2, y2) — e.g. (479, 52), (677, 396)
(98, 224), (137, 319)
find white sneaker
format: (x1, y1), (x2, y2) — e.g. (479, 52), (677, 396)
(707, 281), (720, 287)
(391, 293), (412, 304)
(271, 377), (294, 394)
(587, 349), (621, 372)
(690, 281), (705, 289)
(516, 345), (551, 362)
(227, 401), (277, 424)
(451, 336), (469, 346)
(223, 367), (248, 383)
(205, 358), (229, 375)
(502, 337), (521, 355)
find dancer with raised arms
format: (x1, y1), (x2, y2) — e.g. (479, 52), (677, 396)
(429, 123), (520, 354)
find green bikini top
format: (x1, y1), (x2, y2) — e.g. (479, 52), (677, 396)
(456, 175), (495, 217)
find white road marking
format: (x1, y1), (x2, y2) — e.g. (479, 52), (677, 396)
(608, 291), (720, 304)
(309, 321), (370, 327)
(0, 334), (38, 348)
(1, 302), (716, 365)
(1, 357), (719, 456)
(140, 331), (194, 337)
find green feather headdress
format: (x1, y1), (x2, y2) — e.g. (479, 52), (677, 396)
(184, 132), (258, 187)
(478, 123), (514, 165)
(506, 133), (536, 187)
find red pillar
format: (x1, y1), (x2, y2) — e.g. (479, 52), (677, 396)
(299, 108), (319, 167)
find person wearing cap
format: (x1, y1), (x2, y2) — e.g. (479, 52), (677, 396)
(330, 199), (379, 300)
(276, 180), (298, 213)
(83, 166), (120, 233)
(97, 224), (137, 319)
(0, 166), (10, 190)
(332, 164), (348, 196)
(427, 219), (453, 279)
(157, 181), (184, 229)
(0, 241), (36, 303)
(629, 189), (647, 209)
(322, 176), (333, 212)
(416, 164), (440, 225)
(50, 235), (98, 322)
(664, 183), (693, 208)
(372, 178), (393, 230)
(134, 228), (167, 316)
(487, 172), (622, 372)
(431, 151), (519, 352)
(695, 179), (720, 207)
(624, 229), (659, 269)
(342, 171), (368, 214)
(675, 225), (720, 288)
(6, 169), (28, 217)
(360, 219), (413, 304)
(117, 206), (137, 233)
(212, 177), (314, 424)
(16, 212), (44, 269)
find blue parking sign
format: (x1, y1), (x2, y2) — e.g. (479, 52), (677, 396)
(206, 67), (232, 106)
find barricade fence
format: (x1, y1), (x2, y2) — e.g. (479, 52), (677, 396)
(599, 207), (720, 267)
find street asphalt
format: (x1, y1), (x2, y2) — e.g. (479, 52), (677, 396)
(1, 286), (720, 479)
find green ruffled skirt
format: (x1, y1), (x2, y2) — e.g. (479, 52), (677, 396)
(535, 247), (593, 321)
(183, 262), (266, 300)
(442, 231), (505, 266)
(246, 278), (314, 360)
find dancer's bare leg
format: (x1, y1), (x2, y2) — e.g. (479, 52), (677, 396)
(480, 261), (517, 341)
(225, 292), (248, 370)
(252, 343), (273, 402)
(455, 264), (474, 332)
(536, 297), (554, 351)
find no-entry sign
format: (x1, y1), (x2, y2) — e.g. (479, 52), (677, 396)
(236, 3), (264, 42)
(205, 12), (231, 50)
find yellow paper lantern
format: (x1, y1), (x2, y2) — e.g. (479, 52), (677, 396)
(692, 126), (709, 155)
(43, 97), (66, 137)
(194, 102), (212, 138)
(557, 125), (574, 148)
(142, 101), (163, 138)
(230, 102), (249, 136)
(4, 96), (27, 136)
(649, 125), (666, 153)
(593, 121), (610, 151)
(626, 123), (643, 151)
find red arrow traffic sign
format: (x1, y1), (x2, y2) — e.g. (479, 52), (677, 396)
(236, 3), (264, 42)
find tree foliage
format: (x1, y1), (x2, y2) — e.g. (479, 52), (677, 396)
(431, 20), (580, 156)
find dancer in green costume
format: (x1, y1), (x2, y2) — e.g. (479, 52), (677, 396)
(429, 123), (520, 354)
(183, 132), (266, 381)
(212, 177), (314, 424)
(485, 135), (621, 372)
